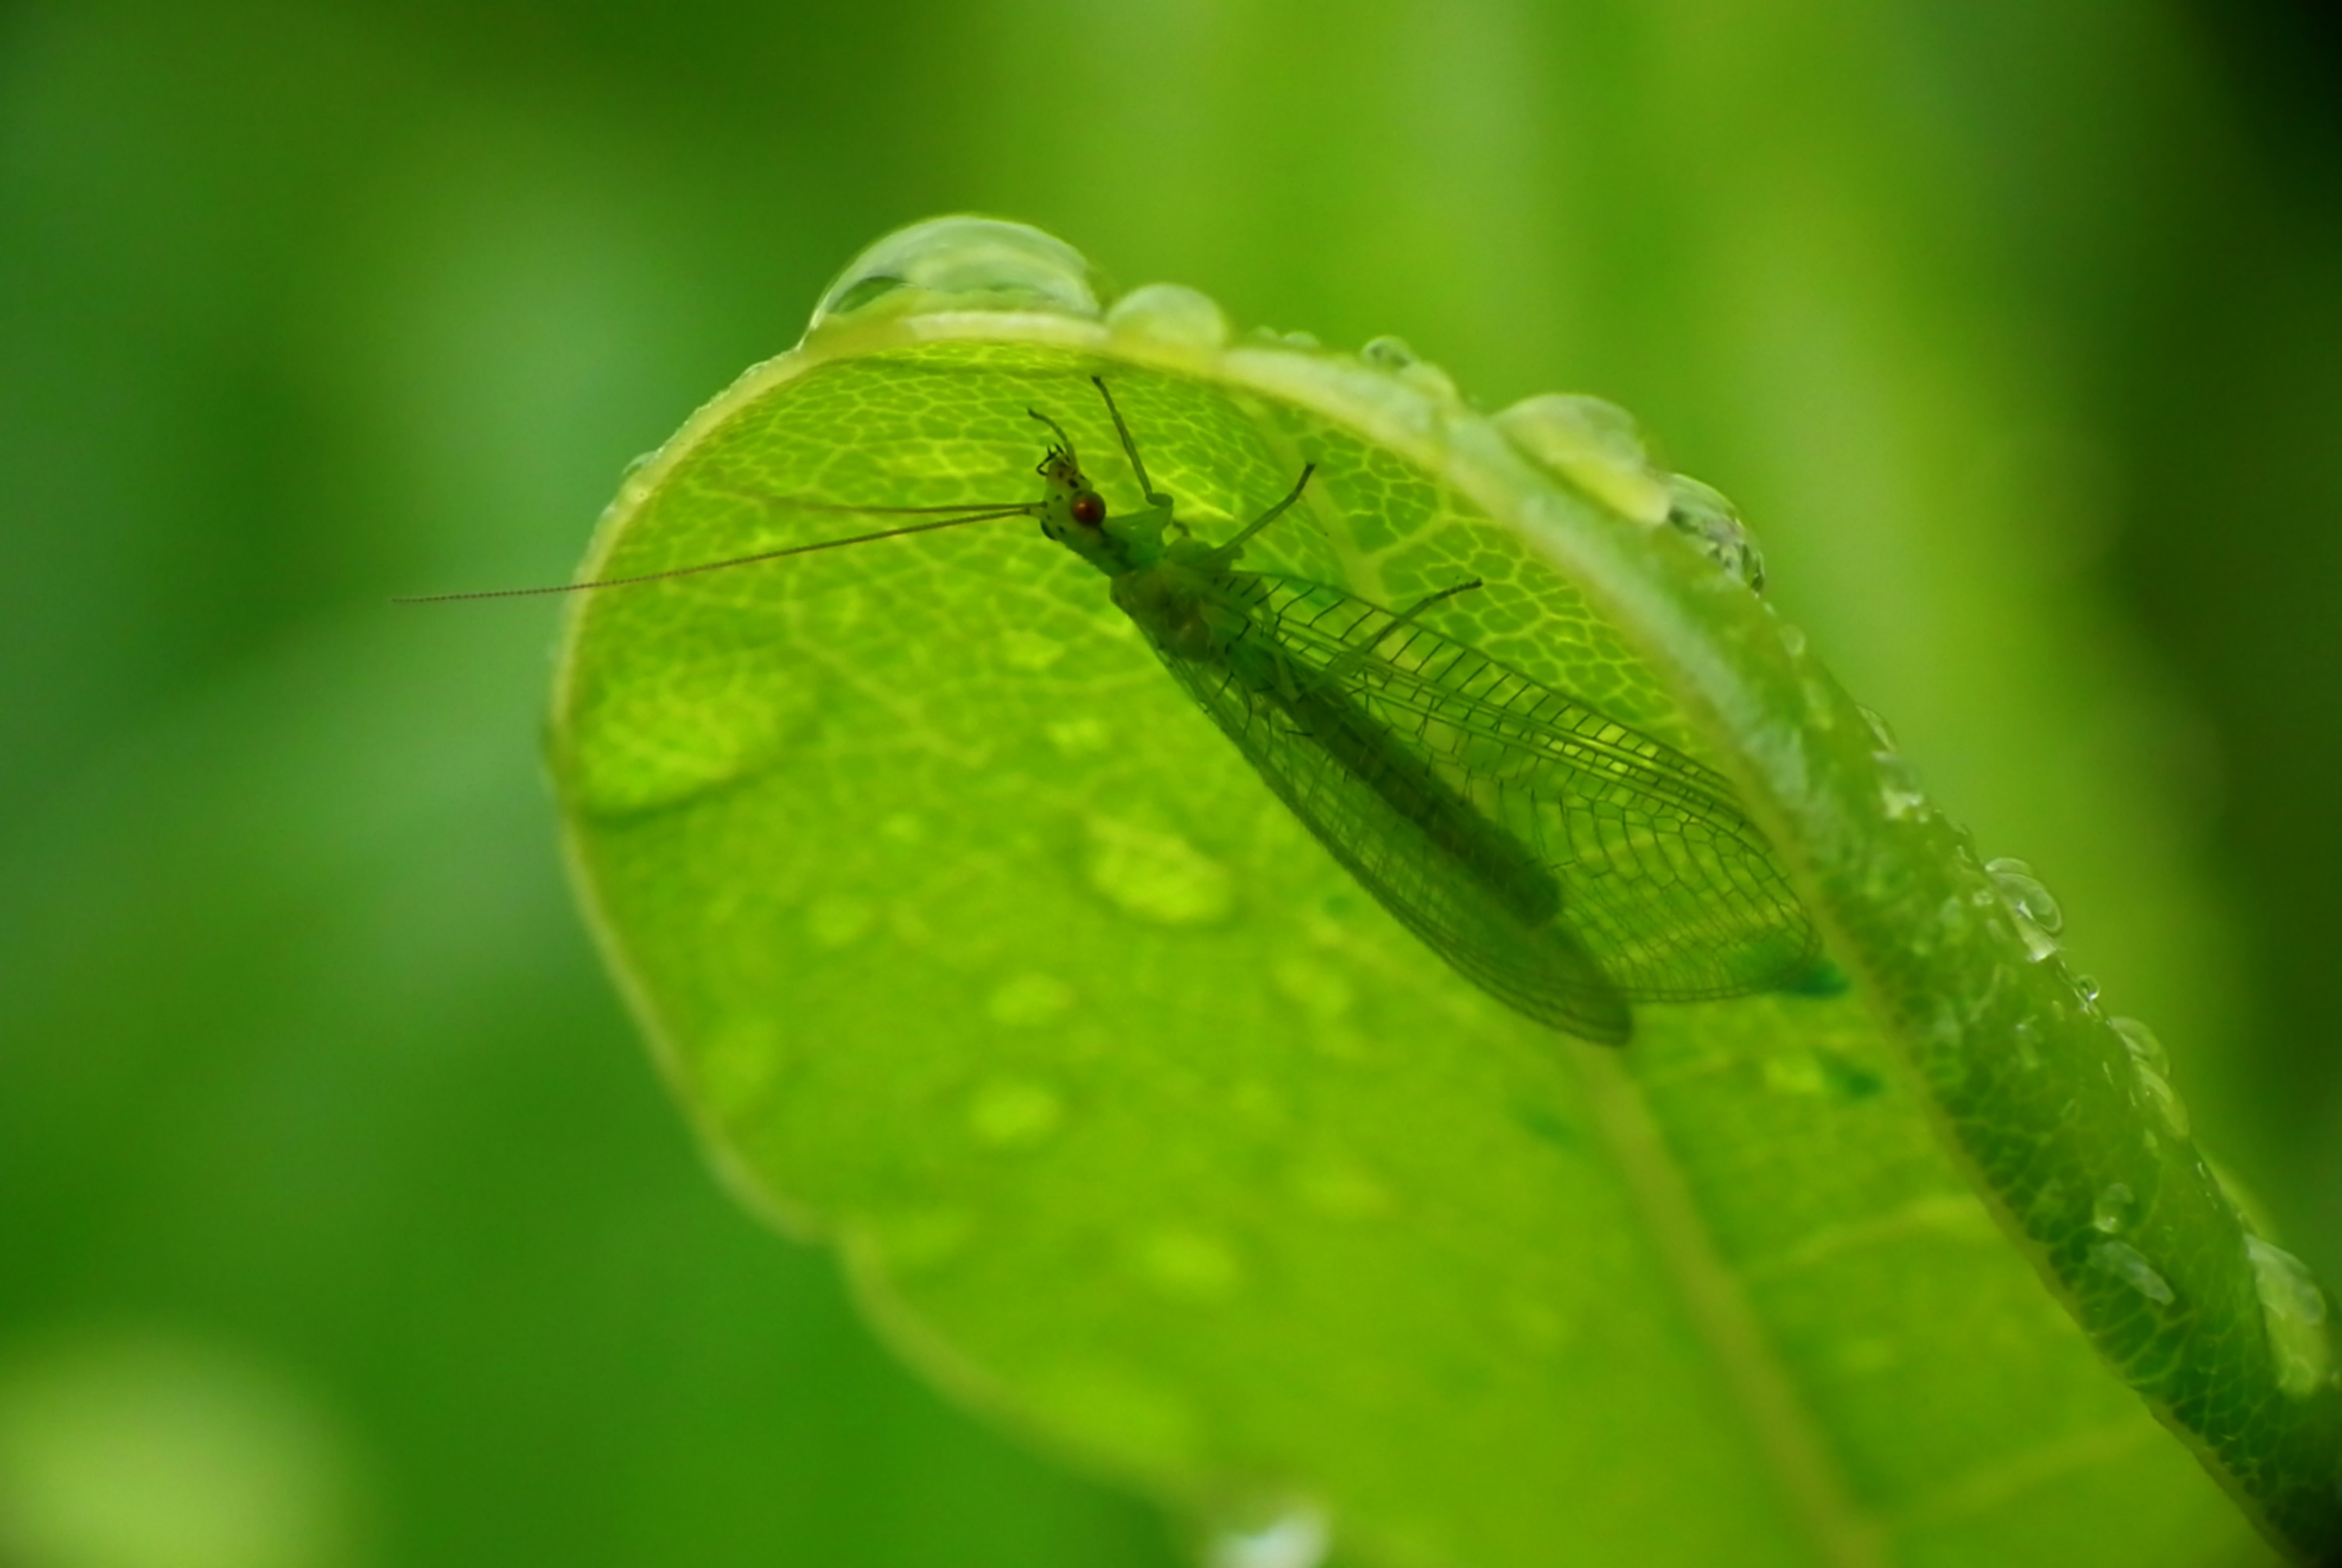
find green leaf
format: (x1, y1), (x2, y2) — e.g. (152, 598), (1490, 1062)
(550, 219), (2333, 1565)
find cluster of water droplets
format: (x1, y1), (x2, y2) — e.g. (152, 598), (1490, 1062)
(2110, 1016), (2187, 1140)
(1984, 855), (2337, 1396)
(1490, 393), (1768, 593)
(1974, 840), (2203, 1147)
(805, 217), (1775, 605)
(1859, 705), (1929, 823)
(1982, 842), (2337, 1397)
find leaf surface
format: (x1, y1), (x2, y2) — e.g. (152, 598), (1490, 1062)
(551, 220), (2327, 1566)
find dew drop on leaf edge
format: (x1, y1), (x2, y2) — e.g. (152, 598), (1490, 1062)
(1106, 283), (1230, 351)
(1985, 856), (2064, 959)
(1663, 474), (1767, 593)
(1875, 752), (1928, 821)
(2112, 1015), (2170, 1076)
(2091, 1239), (2174, 1305)
(808, 215), (1105, 331)
(1493, 393), (1669, 524)
(2245, 1235), (2333, 1399)
(2109, 1018), (2191, 1137)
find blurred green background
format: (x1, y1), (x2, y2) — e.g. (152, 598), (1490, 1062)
(2, 2), (2338, 1563)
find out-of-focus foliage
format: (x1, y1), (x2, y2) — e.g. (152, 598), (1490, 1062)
(2, 2), (2337, 1565)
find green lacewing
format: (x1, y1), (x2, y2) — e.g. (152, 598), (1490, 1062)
(409, 378), (1818, 1044)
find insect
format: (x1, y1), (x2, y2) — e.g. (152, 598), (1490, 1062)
(411, 376), (1818, 1044)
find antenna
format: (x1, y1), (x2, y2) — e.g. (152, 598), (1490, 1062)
(393, 503), (1037, 605)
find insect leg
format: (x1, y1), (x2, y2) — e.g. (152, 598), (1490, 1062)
(1392, 578), (1484, 622)
(1315, 578), (1485, 685)
(1088, 377), (1174, 508)
(1205, 463), (1316, 567)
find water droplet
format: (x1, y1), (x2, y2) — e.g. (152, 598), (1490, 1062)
(1493, 393), (1671, 523)
(1984, 857), (2063, 960)
(1800, 674), (1840, 731)
(1132, 1227), (1245, 1301)
(2111, 1017), (2166, 1075)
(1204, 1503), (1330, 1568)
(2245, 1236), (2333, 1398)
(807, 216), (1103, 332)
(1353, 337), (1457, 399)
(2246, 1238), (2327, 1325)
(2091, 1239), (2174, 1304)
(1105, 282), (1230, 350)
(2092, 1182), (2133, 1234)
(1875, 752), (1928, 820)
(2073, 972), (2101, 1004)
(1398, 360), (1460, 401)
(2130, 1063), (2190, 1138)
(1665, 475), (1767, 592)
(1984, 858), (2063, 933)
(1084, 818), (1236, 926)
(1250, 325), (1322, 350)
(1778, 623), (1808, 660)
(966, 1077), (1066, 1148)
(1858, 706), (1899, 752)
(986, 972), (1076, 1026)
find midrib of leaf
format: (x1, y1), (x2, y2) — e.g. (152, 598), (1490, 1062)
(1576, 1046), (1887, 1567)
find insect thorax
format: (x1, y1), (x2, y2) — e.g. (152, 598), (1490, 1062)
(1109, 562), (1241, 663)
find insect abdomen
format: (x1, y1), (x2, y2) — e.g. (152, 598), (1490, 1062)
(1269, 667), (1561, 929)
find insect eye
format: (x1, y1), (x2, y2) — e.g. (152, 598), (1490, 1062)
(1070, 492), (1105, 527)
